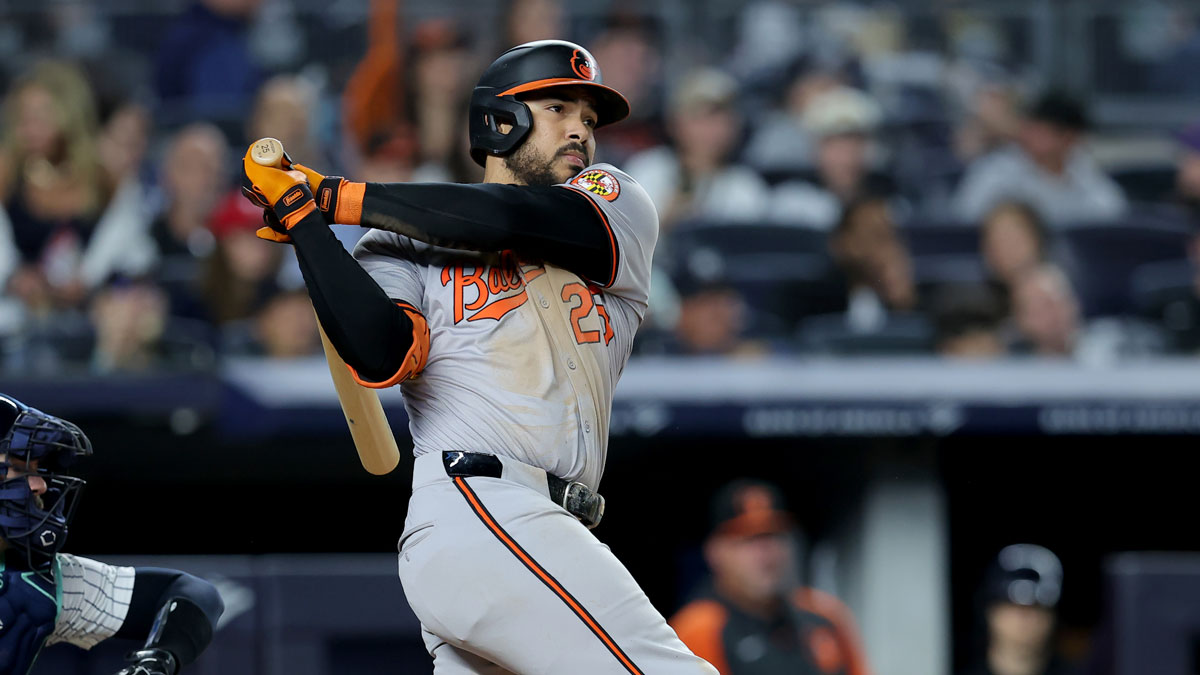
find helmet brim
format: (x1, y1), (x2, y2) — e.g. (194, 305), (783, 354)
(499, 78), (631, 128)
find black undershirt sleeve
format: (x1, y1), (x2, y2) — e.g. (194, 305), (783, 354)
(359, 182), (616, 285)
(114, 568), (223, 640)
(288, 212), (414, 382)
(281, 182), (612, 382)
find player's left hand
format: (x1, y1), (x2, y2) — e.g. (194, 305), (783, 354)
(115, 648), (178, 675)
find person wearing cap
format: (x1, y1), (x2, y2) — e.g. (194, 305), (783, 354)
(768, 86), (896, 230)
(951, 90), (1127, 226)
(960, 544), (1075, 675)
(626, 67), (771, 232)
(670, 480), (872, 675)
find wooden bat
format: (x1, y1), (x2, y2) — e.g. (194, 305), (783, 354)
(251, 137), (401, 475)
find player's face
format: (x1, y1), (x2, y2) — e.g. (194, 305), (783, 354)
(505, 89), (598, 186)
(1, 455), (47, 497)
(707, 532), (792, 604)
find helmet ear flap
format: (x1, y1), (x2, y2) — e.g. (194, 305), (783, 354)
(469, 93), (534, 167)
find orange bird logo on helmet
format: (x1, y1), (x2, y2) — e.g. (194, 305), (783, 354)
(571, 49), (595, 80)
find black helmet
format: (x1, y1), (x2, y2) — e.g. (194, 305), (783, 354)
(981, 543), (1063, 608)
(468, 40), (630, 167)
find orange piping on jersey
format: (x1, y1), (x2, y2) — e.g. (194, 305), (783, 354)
(467, 290), (529, 321)
(347, 302), (430, 389)
(452, 477), (645, 675)
(791, 588), (874, 675)
(561, 185), (618, 287)
(669, 598), (732, 674)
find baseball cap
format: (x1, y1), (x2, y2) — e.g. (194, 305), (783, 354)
(981, 543), (1063, 608)
(1026, 90), (1090, 131)
(709, 479), (794, 538)
(670, 68), (738, 114)
(803, 87), (882, 138)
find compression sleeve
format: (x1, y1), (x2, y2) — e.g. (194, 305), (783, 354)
(359, 182), (616, 284)
(288, 211), (419, 383)
(113, 569), (222, 640)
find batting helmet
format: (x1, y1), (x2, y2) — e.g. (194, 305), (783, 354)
(0, 395), (91, 570)
(468, 40), (630, 167)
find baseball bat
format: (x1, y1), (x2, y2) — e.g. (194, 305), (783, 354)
(251, 137), (401, 475)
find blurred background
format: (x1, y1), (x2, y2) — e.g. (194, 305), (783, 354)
(2, 0), (1199, 673)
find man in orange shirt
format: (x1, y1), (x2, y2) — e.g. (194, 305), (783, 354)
(670, 480), (872, 675)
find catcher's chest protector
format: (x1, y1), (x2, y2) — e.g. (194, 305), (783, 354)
(0, 556), (59, 675)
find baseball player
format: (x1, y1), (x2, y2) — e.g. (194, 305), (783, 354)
(241, 40), (717, 673)
(0, 393), (224, 675)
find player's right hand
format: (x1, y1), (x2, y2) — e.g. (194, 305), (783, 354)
(240, 145), (317, 233)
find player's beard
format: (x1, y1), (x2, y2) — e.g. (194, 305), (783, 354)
(505, 141), (580, 187)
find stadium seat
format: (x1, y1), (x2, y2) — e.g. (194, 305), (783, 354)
(668, 222), (844, 334)
(796, 312), (934, 356)
(1058, 217), (1193, 317)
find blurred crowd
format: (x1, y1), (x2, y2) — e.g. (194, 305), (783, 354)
(5, 0), (1200, 376)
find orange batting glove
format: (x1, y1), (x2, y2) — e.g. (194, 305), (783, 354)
(291, 162), (365, 226)
(240, 146), (320, 243)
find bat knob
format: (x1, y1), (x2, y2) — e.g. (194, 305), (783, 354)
(251, 137), (286, 168)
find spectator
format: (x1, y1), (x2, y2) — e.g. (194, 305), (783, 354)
(251, 289), (320, 359)
(626, 68), (770, 233)
(743, 55), (848, 176)
(829, 196), (918, 333)
(658, 275), (767, 358)
(952, 91), (1128, 225)
(931, 283), (1007, 359)
(149, 123), (229, 318)
(406, 19), (480, 184)
(1009, 263), (1167, 362)
(0, 60), (154, 317)
(246, 75), (330, 177)
(770, 86), (891, 229)
(154, 0), (265, 133)
(503, 0), (565, 49)
(587, 14), (667, 166)
(981, 201), (1048, 288)
(1008, 264), (1080, 357)
(88, 277), (169, 373)
(959, 544), (1073, 675)
(199, 190), (283, 326)
(670, 479), (872, 675)
(954, 77), (1023, 164)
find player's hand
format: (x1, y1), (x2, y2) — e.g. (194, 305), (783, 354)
(115, 648), (177, 675)
(256, 210), (293, 244)
(240, 145), (318, 233)
(291, 162), (364, 226)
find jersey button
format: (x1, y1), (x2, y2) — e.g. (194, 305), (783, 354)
(567, 359), (576, 370)
(584, 421), (591, 433)
(540, 297), (550, 308)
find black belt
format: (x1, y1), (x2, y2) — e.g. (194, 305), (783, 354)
(441, 451), (606, 529)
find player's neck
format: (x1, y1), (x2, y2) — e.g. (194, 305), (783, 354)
(483, 159), (524, 186)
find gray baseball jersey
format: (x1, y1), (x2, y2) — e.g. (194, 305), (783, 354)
(365, 165), (717, 674)
(44, 553), (135, 649)
(354, 163), (655, 490)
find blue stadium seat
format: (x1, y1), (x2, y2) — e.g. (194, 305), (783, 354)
(796, 312), (934, 356)
(1058, 217), (1193, 317)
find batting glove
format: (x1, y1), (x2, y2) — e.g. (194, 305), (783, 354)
(240, 144), (318, 241)
(291, 162), (364, 226)
(115, 648), (178, 675)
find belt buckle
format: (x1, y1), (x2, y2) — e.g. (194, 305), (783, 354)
(562, 481), (605, 529)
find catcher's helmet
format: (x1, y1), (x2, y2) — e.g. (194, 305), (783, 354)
(0, 394), (91, 570)
(469, 40), (630, 167)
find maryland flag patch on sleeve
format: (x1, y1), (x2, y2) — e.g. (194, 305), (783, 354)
(570, 169), (621, 202)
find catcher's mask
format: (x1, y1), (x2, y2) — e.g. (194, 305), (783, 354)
(0, 395), (91, 571)
(468, 39), (630, 167)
